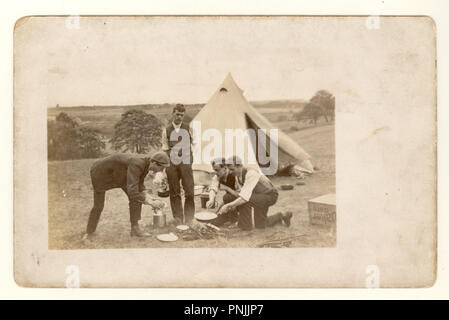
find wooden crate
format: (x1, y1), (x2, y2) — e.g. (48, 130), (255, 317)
(308, 193), (336, 225)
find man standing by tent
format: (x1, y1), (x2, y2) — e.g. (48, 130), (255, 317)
(83, 152), (170, 240)
(217, 156), (292, 230)
(161, 104), (196, 224)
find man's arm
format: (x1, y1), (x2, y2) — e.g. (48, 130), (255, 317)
(126, 161), (146, 203)
(161, 126), (169, 153)
(225, 196), (247, 208)
(218, 196), (247, 215)
(219, 184), (240, 198)
(218, 169), (260, 214)
(189, 126), (197, 150)
(208, 174), (219, 202)
(205, 174), (220, 208)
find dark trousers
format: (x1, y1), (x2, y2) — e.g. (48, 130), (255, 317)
(212, 190), (281, 230)
(166, 163), (195, 223)
(211, 193), (239, 226)
(86, 188), (142, 234)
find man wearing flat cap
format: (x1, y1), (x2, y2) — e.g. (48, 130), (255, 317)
(82, 151), (170, 240)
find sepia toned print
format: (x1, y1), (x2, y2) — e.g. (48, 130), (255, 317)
(47, 72), (335, 250)
(14, 16), (435, 287)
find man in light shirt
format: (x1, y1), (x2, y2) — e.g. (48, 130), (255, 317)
(216, 156), (293, 230)
(161, 104), (195, 224)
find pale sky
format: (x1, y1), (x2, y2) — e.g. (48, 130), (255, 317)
(14, 16), (435, 107)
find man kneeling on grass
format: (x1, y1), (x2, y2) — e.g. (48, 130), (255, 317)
(214, 156), (292, 231)
(205, 157), (239, 226)
(82, 151), (170, 241)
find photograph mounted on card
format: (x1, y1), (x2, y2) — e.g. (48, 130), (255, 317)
(13, 16), (436, 287)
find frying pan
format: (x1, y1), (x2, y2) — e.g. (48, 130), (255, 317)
(194, 211), (218, 222)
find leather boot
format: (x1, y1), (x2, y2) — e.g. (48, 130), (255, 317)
(81, 233), (95, 244)
(281, 211), (293, 227)
(130, 224), (151, 237)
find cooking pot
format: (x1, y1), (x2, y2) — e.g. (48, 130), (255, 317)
(153, 211), (167, 228)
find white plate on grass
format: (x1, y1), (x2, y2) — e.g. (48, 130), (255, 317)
(156, 233), (179, 242)
(176, 225), (189, 231)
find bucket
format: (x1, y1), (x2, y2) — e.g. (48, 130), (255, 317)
(153, 212), (167, 228)
(200, 194), (213, 209)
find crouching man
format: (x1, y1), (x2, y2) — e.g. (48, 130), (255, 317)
(206, 157), (239, 226)
(82, 152), (170, 240)
(216, 156), (292, 231)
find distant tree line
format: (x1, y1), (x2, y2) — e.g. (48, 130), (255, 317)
(48, 109), (173, 160)
(48, 112), (105, 160)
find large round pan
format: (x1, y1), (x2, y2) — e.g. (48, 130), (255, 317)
(194, 211), (218, 223)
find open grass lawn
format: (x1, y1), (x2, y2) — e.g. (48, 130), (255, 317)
(48, 123), (335, 249)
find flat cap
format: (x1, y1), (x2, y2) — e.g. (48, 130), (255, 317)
(226, 155), (243, 166)
(151, 151), (170, 167)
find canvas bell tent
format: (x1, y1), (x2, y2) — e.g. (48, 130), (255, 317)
(190, 73), (314, 176)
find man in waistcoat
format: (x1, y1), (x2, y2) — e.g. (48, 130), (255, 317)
(217, 156), (293, 231)
(206, 157), (239, 226)
(161, 104), (195, 224)
(83, 152), (170, 240)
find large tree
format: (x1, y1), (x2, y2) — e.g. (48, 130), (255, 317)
(110, 109), (163, 154)
(310, 90), (335, 121)
(295, 102), (326, 125)
(295, 90), (336, 125)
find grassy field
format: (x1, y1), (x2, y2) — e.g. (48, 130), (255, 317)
(48, 122), (335, 249)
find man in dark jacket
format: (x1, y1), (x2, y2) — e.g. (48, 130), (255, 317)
(83, 152), (170, 239)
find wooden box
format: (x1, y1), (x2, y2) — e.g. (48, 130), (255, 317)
(308, 193), (336, 225)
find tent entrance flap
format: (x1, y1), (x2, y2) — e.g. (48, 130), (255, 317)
(245, 113), (299, 172)
(245, 113), (276, 170)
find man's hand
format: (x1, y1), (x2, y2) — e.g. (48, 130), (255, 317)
(218, 203), (232, 215)
(143, 194), (166, 209)
(206, 198), (216, 209)
(150, 199), (166, 210)
(219, 185), (232, 193)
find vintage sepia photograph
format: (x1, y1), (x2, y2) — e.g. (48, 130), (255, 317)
(44, 17), (336, 250)
(14, 15), (436, 287)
